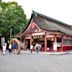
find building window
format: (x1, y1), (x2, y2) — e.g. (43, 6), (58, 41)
(63, 38), (72, 45)
(67, 39), (72, 45)
(63, 39), (67, 45)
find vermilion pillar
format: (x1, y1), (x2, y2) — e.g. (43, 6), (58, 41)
(23, 37), (26, 50)
(61, 35), (63, 52)
(44, 32), (47, 52)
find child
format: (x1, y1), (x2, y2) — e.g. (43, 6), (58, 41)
(2, 43), (7, 54)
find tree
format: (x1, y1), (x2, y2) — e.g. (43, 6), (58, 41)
(0, 2), (27, 36)
(0, 0), (2, 3)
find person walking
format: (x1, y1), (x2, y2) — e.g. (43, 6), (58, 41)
(13, 41), (17, 54)
(30, 44), (33, 53)
(8, 43), (12, 53)
(2, 43), (7, 55)
(34, 43), (39, 53)
(7, 40), (9, 50)
(34, 43), (42, 53)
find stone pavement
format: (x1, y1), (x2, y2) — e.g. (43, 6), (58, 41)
(0, 50), (72, 72)
(21, 50), (72, 55)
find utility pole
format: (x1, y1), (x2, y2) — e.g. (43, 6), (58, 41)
(10, 28), (12, 41)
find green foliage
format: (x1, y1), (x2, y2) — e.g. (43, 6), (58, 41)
(0, 0), (2, 3)
(0, 1), (27, 36)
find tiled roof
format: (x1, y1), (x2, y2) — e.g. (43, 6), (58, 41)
(16, 11), (72, 37)
(32, 11), (72, 36)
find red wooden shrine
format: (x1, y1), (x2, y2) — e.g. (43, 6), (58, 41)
(18, 11), (72, 52)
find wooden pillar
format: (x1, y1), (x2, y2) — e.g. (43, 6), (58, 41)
(61, 35), (63, 52)
(23, 37), (26, 50)
(44, 32), (47, 52)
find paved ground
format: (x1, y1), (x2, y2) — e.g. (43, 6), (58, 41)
(0, 51), (72, 72)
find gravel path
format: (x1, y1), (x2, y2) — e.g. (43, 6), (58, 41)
(0, 52), (72, 72)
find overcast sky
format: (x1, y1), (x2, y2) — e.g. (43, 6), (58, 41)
(2, 0), (72, 25)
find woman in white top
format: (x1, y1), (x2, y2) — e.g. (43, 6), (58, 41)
(34, 43), (42, 53)
(9, 44), (12, 53)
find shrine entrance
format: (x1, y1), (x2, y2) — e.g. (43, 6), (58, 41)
(25, 39), (30, 50)
(32, 34), (45, 51)
(47, 38), (53, 51)
(46, 35), (55, 51)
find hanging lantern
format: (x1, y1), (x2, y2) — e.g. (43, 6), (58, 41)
(51, 37), (54, 41)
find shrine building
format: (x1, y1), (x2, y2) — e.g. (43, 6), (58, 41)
(20, 11), (72, 52)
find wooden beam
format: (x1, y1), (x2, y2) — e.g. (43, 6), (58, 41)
(30, 35), (32, 45)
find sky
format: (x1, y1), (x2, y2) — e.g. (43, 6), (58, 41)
(2, 0), (72, 25)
